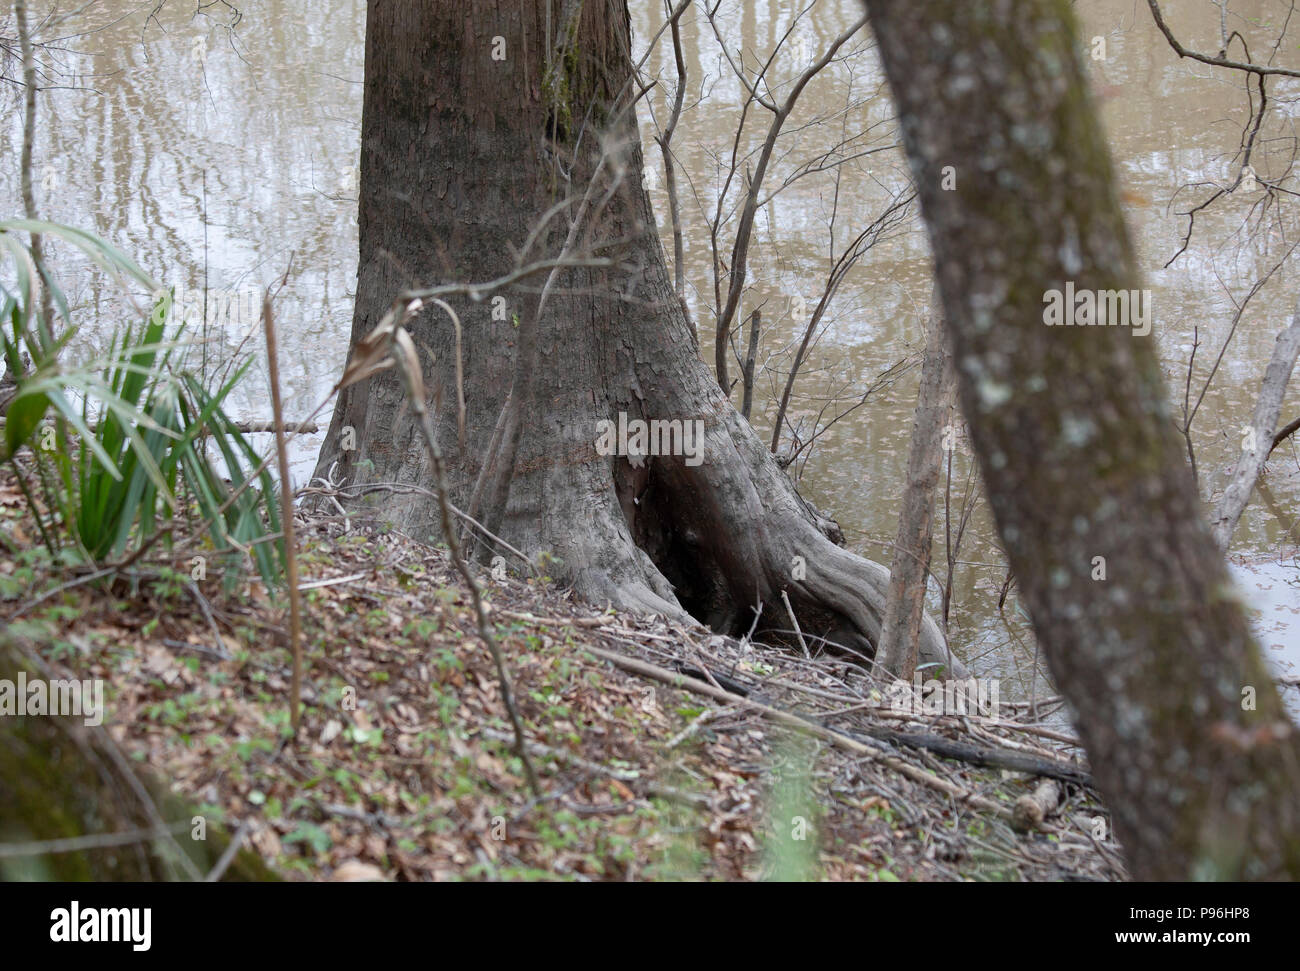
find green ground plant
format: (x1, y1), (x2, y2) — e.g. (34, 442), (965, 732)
(0, 218), (283, 587)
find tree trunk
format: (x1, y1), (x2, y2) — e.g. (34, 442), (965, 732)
(740, 309), (760, 422)
(313, 0), (957, 673)
(1209, 293), (1300, 549)
(876, 293), (954, 680)
(862, 0), (1300, 878)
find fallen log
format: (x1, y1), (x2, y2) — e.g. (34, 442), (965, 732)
(844, 724), (1092, 787)
(585, 644), (1079, 822)
(1013, 779), (1062, 831)
(650, 652), (1091, 785)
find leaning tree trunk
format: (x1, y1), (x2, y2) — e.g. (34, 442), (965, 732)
(1209, 292), (1300, 549)
(862, 0), (1300, 878)
(876, 292), (954, 680)
(313, 0), (957, 673)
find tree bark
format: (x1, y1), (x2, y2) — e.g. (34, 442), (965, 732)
(862, 0), (1300, 878)
(313, 0), (958, 674)
(876, 293), (954, 680)
(740, 309), (760, 421)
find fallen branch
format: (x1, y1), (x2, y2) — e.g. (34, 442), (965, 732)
(498, 608), (611, 629)
(842, 722), (1092, 787)
(507, 608), (1091, 784)
(228, 421), (319, 434)
(584, 644), (1017, 820)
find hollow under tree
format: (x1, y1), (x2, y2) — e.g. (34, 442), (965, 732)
(312, 0), (957, 673)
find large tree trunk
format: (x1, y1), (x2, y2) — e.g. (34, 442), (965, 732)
(862, 0), (1300, 878)
(313, 0), (957, 673)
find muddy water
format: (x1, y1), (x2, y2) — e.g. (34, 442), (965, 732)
(2, 0), (1296, 703)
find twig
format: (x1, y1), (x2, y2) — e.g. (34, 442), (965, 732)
(228, 421), (319, 434)
(1147, 0), (1300, 78)
(711, 12), (870, 392)
(780, 588), (809, 658)
(262, 293), (303, 735)
(1270, 414), (1300, 455)
(297, 572), (367, 591)
(203, 818), (252, 882)
(10, 566), (118, 619)
(0, 820), (192, 859)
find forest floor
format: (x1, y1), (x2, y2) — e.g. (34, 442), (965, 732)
(0, 468), (1123, 881)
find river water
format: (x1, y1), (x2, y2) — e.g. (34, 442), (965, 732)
(2, 0), (1296, 704)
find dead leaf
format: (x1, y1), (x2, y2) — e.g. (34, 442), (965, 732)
(330, 860), (386, 882)
(320, 719), (343, 745)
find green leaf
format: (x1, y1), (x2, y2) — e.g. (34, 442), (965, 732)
(3, 389), (48, 458)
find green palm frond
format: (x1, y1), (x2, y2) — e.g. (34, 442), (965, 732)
(0, 219), (284, 589)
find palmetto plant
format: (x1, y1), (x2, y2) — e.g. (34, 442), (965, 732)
(0, 218), (283, 587)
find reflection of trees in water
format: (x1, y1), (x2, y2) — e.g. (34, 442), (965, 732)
(6, 0), (365, 438)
